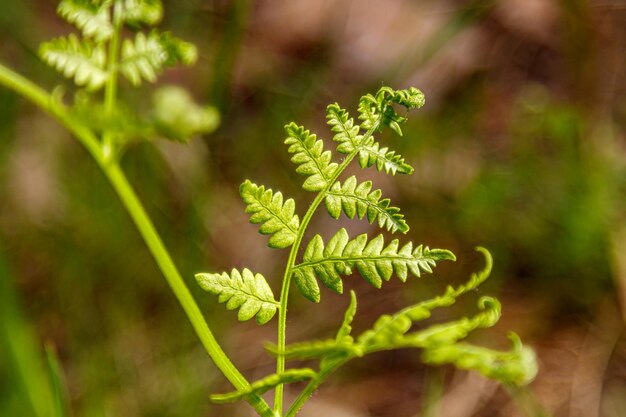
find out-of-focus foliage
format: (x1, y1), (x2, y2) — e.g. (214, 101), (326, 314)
(1, 0), (626, 416)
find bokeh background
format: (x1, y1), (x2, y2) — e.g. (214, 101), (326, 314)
(1, 0), (626, 416)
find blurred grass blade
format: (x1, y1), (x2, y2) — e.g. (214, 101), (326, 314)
(0, 253), (54, 417)
(45, 344), (72, 417)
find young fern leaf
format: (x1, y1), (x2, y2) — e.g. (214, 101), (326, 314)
(358, 86), (426, 135)
(119, 31), (196, 86)
(326, 99), (414, 174)
(325, 175), (409, 233)
(284, 123), (338, 192)
(292, 228), (455, 302)
(357, 140), (414, 175)
(209, 368), (317, 404)
(398, 297), (502, 349)
(336, 290), (357, 342)
(422, 333), (538, 386)
(153, 86), (220, 142)
(57, 0), (113, 42)
(195, 268), (279, 325)
(326, 104), (362, 154)
(240, 180), (300, 249)
(39, 34), (108, 90)
(122, 0), (163, 26)
(350, 86), (426, 175)
(357, 247), (493, 348)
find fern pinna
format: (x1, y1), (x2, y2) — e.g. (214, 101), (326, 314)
(196, 87), (538, 416)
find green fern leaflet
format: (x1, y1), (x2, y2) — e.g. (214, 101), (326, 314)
(39, 34), (108, 90)
(57, 0), (114, 42)
(195, 268), (279, 325)
(325, 175), (408, 233)
(240, 180), (300, 249)
(292, 228), (455, 302)
(285, 123), (338, 192)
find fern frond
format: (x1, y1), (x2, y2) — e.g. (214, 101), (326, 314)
(357, 139), (414, 174)
(118, 31), (163, 85)
(403, 297), (502, 348)
(158, 31), (198, 66)
(336, 290), (357, 342)
(326, 104), (362, 154)
(153, 86), (220, 142)
(422, 333), (538, 386)
(357, 296), (501, 354)
(57, 0), (113, 42)
(325, 175), (408, 233)
(358, 86), (426, 135)
(118, 31), (196, 86)
(284, 123), (338, 192)
(195, 268), (279, 325)
(209, 368), (317, 404)
(239, 180), (300, 249)
(292, 228), (455, 302)
(122, 0), (163, 26)
(39, 34), (108, 90)
(357, 248), (493, 347)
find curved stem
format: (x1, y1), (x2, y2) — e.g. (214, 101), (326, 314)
(274, 124), (379, 415)
(101, 163), (273, 416)
(102, 1), (123, 161)
(0, 63), (274, 417)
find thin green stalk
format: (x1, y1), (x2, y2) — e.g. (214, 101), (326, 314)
(285, 358), (350, 417)
(102, 1), (123, 160)
(0, 63), (274, 417)
(0, 64), (102, 158)
(100, 163), (274, 416)
(274, 123), (380, 415)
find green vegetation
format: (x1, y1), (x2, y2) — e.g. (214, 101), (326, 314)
(3, 1), (623, 416)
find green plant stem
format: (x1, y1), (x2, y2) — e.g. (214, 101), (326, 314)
(100, 163), (273, 417)
(274, 123), (380, 415)
(0, 62), (274, 417)
(102, 1), (123, 160)
(285, 358), (350, 417)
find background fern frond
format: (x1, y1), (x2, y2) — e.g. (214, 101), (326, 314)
(209, 368), (317, 404)
(57, 0), (113, 42)
(326, 103), (362, 154)
(400, 297), (502, 348)
(325, 175), (409, 233)
(422, 333), (538, 386)
(284, 122), (338, 192)
(292, 228), (455, 302)
(119, 32), (163, 85)
(195, 268), (279, 324)
(152, 86), (219, 142)
(118, 31), (196, 86)
(157, 31), (198, 66)
(122, 0), (163, 26)
(239, 180), (300, 249)
(39, 34), (108, 90)
(357, 248), (493, 347)
(355, 297), (501, 355)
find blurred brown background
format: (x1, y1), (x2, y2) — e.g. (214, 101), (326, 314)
(1, 0), (626, 416)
